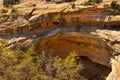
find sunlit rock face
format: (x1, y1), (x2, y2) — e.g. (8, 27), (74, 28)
(91, 30), (120, 55)
(91, 30), (120, 80)
(0, 7), (120, 36)
(106, 56), (120, 80)
(0, 0), (3, 6)
(0, 0), (120, 79)
(38, 32), (111, 67)
(0, 1), (120, 36)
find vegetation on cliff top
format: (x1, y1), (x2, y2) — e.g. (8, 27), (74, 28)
(3, 0), (20, 7)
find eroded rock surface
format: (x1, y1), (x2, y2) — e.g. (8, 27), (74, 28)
(38, 32), (110, 67)
(0, 0), (120, 36)
(91, 30), (120, 80)
(91, 30), (120, 55)
(106, 56), (120, 80)
(0, 0), (120, 79)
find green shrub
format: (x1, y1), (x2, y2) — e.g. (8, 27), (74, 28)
(53, 52), (83, 79)
(3, 0), (20, 7)
(0, 40), (83, 80)
(81, 0), (102, 6)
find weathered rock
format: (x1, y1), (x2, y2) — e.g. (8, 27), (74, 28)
(106, 56), (120, 80)
(38, 32), (111, 67)
(103, 0), (120, 5)
(91, 30), (120, 55)
(0, 1), (120, 79)
(0, 0), (120, 36)
(0, 0), (3, 6)
(0, 7), (120, 36)
(91, 30), (120, 80)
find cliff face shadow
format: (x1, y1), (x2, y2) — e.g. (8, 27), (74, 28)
(79, 56), (111, 80)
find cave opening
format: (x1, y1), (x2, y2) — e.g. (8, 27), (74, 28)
(79, 56), (111, 80)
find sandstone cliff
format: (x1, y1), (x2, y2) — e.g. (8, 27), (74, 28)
(0, 0), (120, 79)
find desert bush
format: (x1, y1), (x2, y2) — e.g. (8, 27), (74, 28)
(111, 0), (120, 10)
(0, 40), (83, 80)
(81, 0), (102, 6)
(91, 0), (102, 3)
(53, 52), (83, 79)
(45, 0), (76, 3)
(3, 0), (20, 7)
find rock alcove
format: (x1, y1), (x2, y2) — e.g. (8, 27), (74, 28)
(0, 2), (120, 79)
